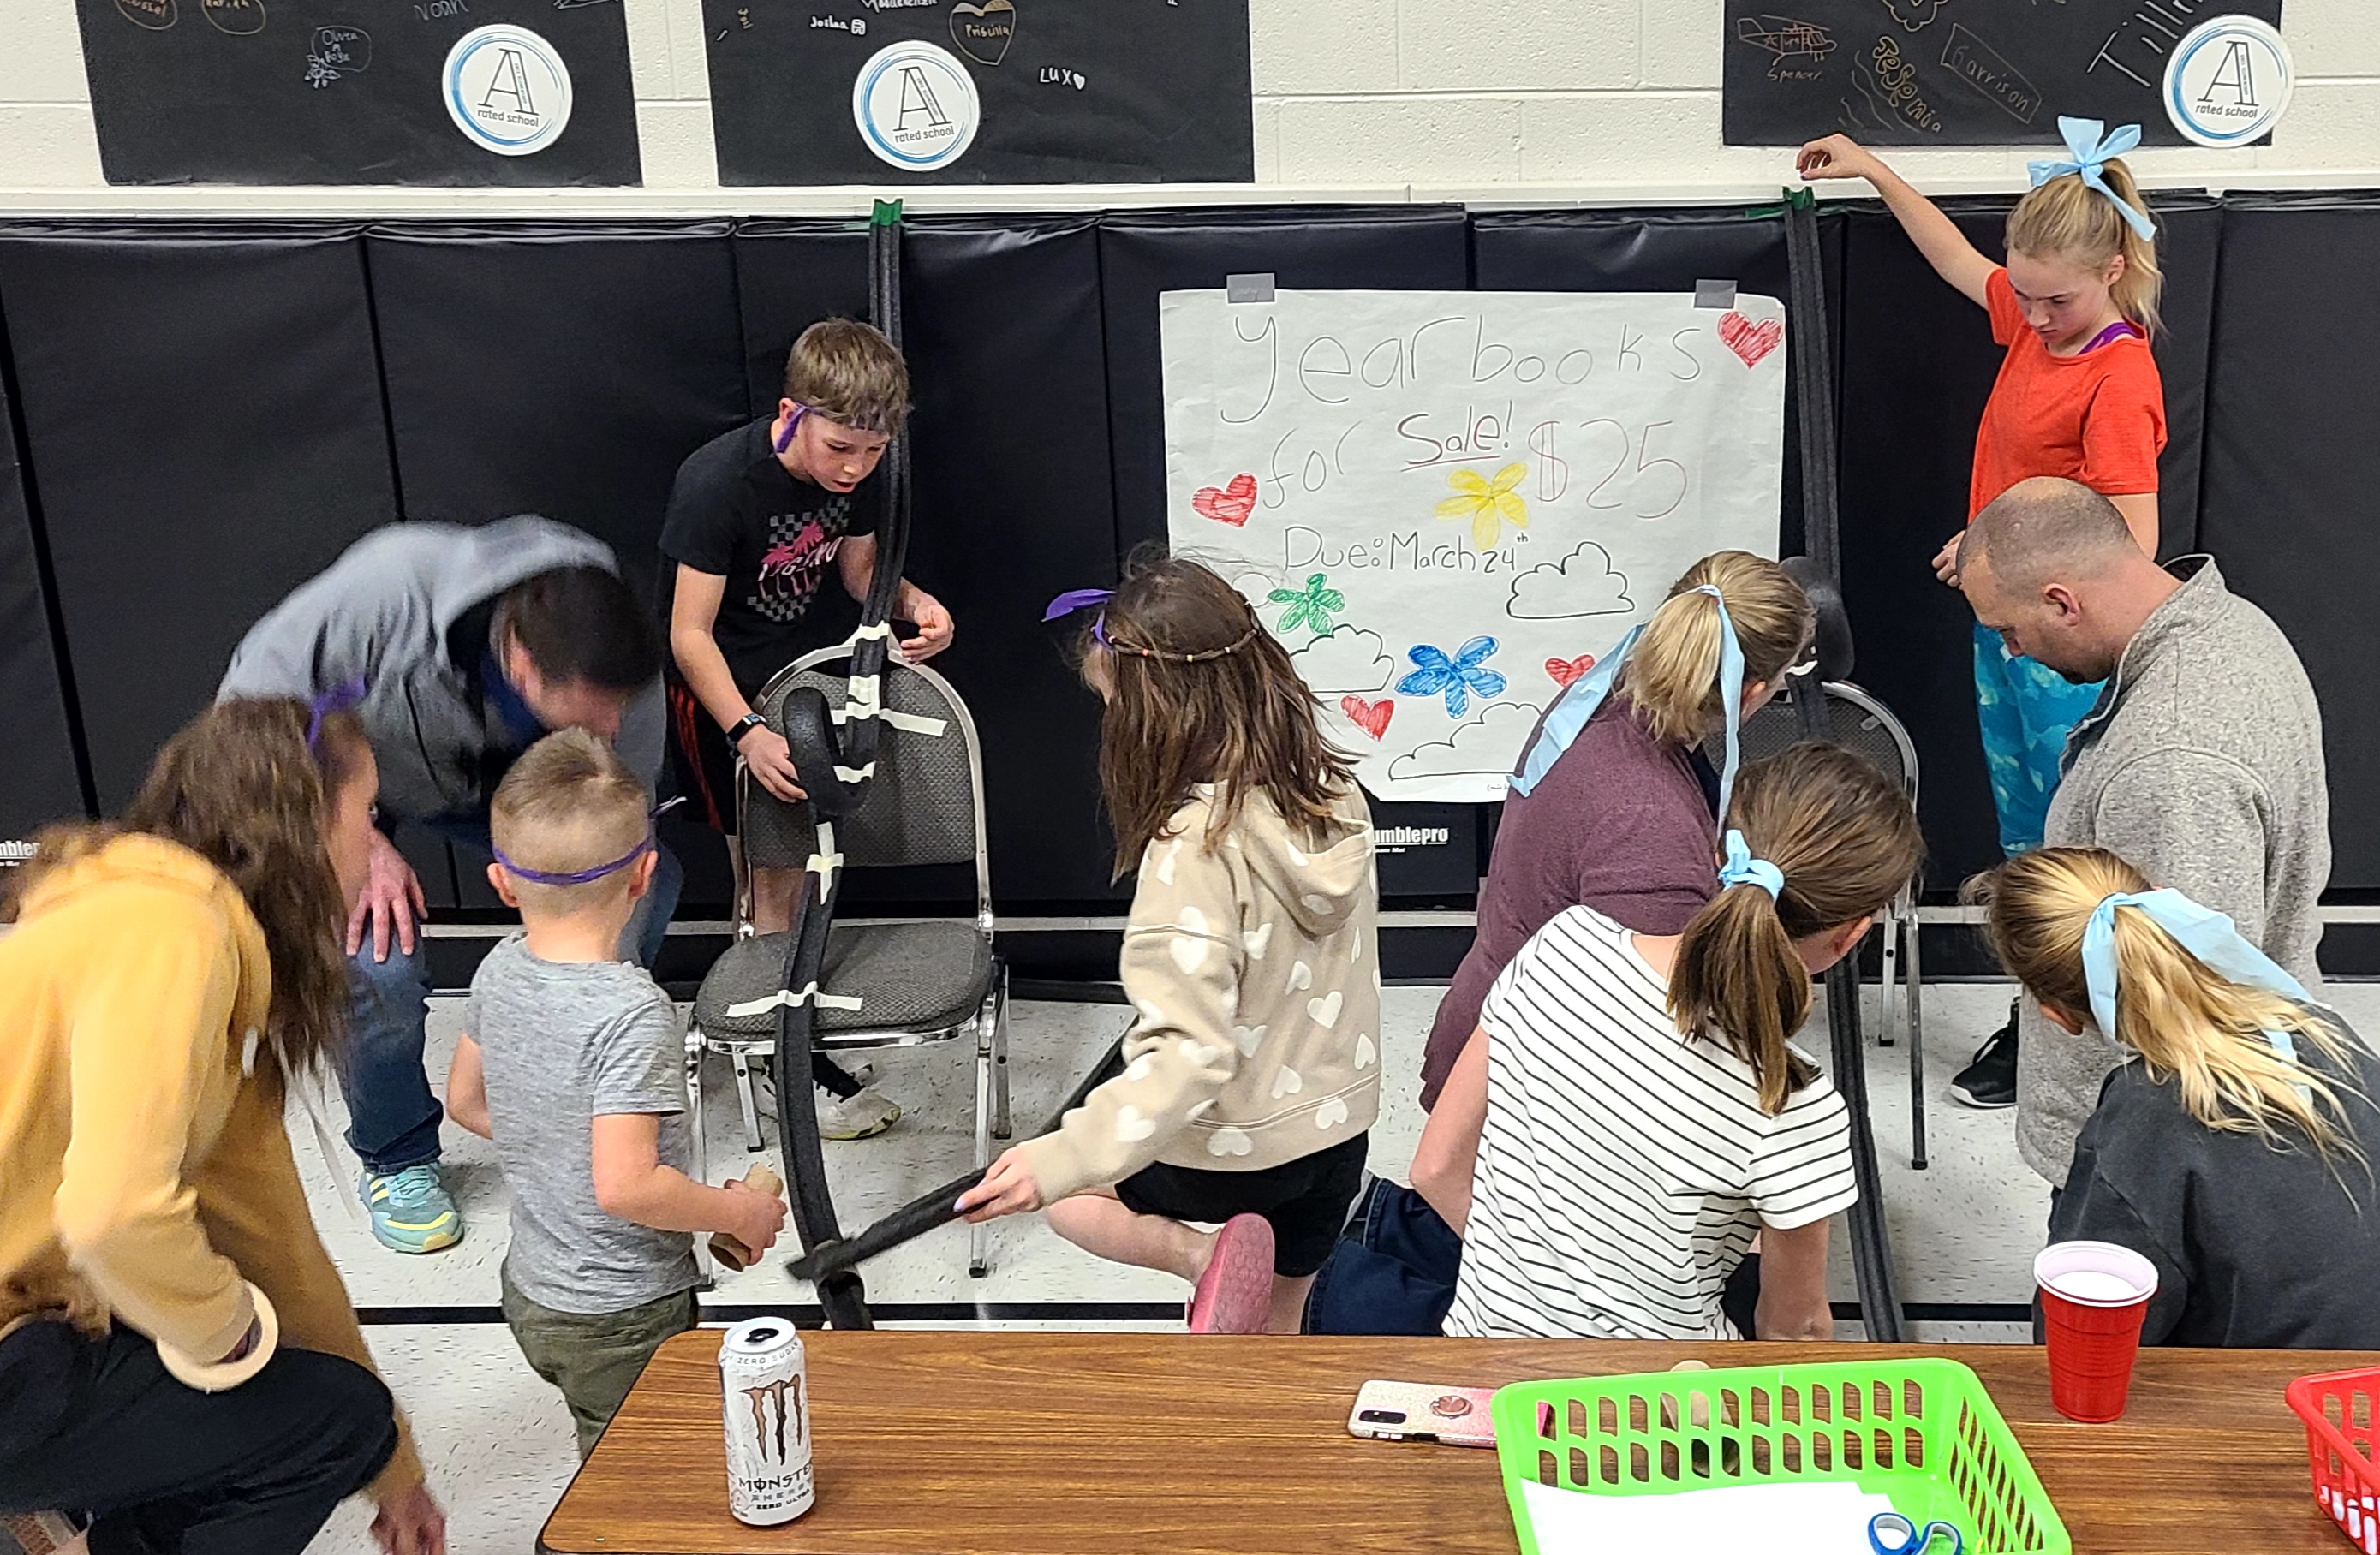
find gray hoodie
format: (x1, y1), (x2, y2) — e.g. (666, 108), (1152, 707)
(2019, 557), (2329, 1184)
(218, 518), (665, 822)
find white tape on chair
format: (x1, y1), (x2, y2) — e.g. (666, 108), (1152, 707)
(850, 623), (894, 642)
(844, 676), (885, 719)
(828, 706), (947, 737)
(725, 983), (863, 1018)
(832, 764), (876, 783)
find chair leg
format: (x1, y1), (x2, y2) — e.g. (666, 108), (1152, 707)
(688, 1023), (713, 1284)
(1876, 903), (1900, 1049)
(991, 966), (1012, 1141)
(732, 1049), (766, 1153)
(970, 1003), (994, 1279)
(1906, 907), (1930, 1172)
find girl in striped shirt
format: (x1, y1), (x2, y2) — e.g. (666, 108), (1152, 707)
(1411, 743), (1922, 1340)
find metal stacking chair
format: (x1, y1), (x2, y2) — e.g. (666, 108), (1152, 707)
(1709, 680), (1931, 1169)
(685, 646), (1011, 1277)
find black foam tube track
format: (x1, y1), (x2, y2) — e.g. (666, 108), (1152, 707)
(1784, 194), (1906, 1343)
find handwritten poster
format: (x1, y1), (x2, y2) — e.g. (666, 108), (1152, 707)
(1722, 0), (2284, 146)
(1162, 289), (1786, 804)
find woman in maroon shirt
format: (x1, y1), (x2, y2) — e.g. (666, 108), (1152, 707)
(1419, 551), (1814, 1108)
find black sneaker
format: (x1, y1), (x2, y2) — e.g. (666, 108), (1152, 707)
(1949, 1007), (2019, 1109)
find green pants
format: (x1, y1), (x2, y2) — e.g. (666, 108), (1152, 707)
(500, 1268), (699, 1458)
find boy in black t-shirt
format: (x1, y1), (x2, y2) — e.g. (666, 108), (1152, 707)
(661, 319), (953, 1139)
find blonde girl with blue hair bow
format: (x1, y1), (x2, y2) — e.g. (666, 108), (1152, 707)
(1972, 847), (2380, 1349)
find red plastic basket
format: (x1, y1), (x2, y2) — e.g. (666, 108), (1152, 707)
(2288, 1366), (2380, 1553)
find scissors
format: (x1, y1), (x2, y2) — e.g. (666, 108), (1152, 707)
(1868, 1511), (1962, 1555)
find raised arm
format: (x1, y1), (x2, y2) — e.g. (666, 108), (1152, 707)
(1797, 135), (1996, 308)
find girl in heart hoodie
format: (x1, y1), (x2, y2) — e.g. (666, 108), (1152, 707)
(959, 559), (1381, 1326)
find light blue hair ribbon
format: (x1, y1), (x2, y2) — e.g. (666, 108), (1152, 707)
(1718, 830), (1784, 899)
(2027, 116), (2158, 242)
(2081, 889), (2311, 1081)
(1509, 584), (1747, 824)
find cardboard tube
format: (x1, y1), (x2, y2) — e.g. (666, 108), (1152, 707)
(709, 1165), (784, 1272)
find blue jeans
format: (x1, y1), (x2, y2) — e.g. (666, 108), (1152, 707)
(342, 818), (683, 1175)
(1972, 620), (2106, 859)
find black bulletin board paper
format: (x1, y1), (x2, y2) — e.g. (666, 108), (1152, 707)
(74, 0), (640, 185)
(1724, 0), (2284, 146)
(702, 0), (1252, 186)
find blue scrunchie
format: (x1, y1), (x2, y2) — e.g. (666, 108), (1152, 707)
(1509, 584), (1748, 824)
(1718, 829), (1783, 899)
(2081, 889), (2312, 1089)
(2026, 116), (2158, 242)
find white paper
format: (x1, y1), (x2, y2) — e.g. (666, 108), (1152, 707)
(1515, 1477), (1895, 1555)
(1160, 288), (1787, 803)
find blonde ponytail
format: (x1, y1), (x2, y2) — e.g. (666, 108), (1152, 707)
(1667, 743), (1924, 1114)
(1973, 848), (2370, 1176)
(1617, 551), (1813, 748)
(2007, 158), (2164, 336)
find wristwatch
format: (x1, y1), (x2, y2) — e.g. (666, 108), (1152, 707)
(730, 712), (767, 744)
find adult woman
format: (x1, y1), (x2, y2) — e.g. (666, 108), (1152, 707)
(1412, 744), (1922, 1340)
(0, 700), (445, 1555)
(1974, 848), (2380, 1348)
(1418, 551), (1813, 1109)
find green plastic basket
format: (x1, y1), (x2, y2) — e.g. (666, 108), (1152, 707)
(1489, 1360), (2069, 1555)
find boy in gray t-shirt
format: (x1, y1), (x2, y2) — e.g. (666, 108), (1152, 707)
(444, 730), (784, 1457)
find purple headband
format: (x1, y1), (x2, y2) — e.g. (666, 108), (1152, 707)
(306, 677), (367, 754)
(493, 799), (683, 888)
(1043, 587), (1116, 648)
(772, 403), (812, 454)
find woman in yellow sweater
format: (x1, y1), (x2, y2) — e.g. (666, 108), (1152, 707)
(0, 699), (445, 1555)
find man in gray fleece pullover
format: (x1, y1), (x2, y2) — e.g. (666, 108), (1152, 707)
(1959, 477), (2329, 1188)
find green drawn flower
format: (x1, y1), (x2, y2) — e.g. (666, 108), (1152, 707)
(1268, 573), (1345, 636)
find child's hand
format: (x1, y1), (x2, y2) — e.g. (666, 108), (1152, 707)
(1932, 531), (1965, 586)
(955, 1149), (1046, 1223)
(720, 1177), (787, 1255)
(1796, 134), (1880, 184)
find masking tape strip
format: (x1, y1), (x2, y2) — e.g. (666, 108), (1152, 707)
(828, 706), (946, 737)
(725, 984), (865, 1018)
(832, 764), (876, 783)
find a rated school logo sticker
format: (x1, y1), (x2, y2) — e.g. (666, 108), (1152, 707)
(444, 24), (574, 156)
(2163, 15), (2294, 149)
(851, 40), (981, 171)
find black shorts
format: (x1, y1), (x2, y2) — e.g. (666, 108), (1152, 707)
(666, 680), (741, 834)
(1114, 1132), (1369, 1278)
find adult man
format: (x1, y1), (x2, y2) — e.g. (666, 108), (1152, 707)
(1958, 476), (2329, 1189)
(221, 516), (671, 1254)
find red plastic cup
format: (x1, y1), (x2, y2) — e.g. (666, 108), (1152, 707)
(2036, 1240), (2159, 1423)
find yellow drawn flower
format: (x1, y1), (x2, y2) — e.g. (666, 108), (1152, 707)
(1435, 463), (1530, 548)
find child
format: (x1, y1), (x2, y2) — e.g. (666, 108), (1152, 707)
(660, 318), (955, 1139)
(1412, 743), (1923, 1341)
(1798, 118), (2168, 1109)
(957, 558), (1381, 1335)
(444, 730), (785, 1457)
(1973, 848), (2380, 1349)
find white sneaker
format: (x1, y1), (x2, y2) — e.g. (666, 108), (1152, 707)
(817, 1086), (901, 1141)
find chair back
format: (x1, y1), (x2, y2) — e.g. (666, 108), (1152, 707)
(739, 651), (991, 909)
(1706, 681), (1918, 804)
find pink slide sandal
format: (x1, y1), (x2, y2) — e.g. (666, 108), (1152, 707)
(1188, 1214), (1276, 1334)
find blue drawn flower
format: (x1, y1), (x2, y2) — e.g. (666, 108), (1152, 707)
(1397, 636), (1507, 718)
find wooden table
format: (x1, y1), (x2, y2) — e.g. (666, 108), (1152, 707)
(540, 1330), (2365, 1554)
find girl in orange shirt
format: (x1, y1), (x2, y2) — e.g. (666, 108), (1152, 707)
(1795, 117), (2168, 1107)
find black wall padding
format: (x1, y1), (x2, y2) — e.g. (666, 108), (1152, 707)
(1833, 195), (2221, 890)
(0, 343), (87, 839)
(2200, 194), (2380, 889)
(1097, 206), (1474, 556)
(0, 223), (399, 812)
(736, 216), (1124, 908)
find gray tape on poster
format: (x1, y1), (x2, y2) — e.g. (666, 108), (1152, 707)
(1226, 272), (1277, 304)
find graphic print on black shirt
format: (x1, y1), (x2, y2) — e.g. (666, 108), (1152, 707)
(659, 417), (879, 698)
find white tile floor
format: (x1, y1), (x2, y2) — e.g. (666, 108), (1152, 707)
(296, 976), (2380, 1553)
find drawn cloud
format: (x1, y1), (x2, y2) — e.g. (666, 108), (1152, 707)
(1387, 700), (1544, 781)
(1291, 626), (1396, 695)
(1506, 542), (1635, 619)
(1879, 0), (1944, 31)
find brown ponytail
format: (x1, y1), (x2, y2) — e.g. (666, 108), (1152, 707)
(1617, 551), (1813, 748)
(1667, 743), (1924, 1114)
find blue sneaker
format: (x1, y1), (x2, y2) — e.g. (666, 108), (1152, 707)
(361, 1165), (462, 1254)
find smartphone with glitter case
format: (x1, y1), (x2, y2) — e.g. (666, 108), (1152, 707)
(1347, 1380), (1499, 1447)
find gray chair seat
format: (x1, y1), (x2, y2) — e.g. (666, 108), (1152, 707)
(694, 920), (997, 1040)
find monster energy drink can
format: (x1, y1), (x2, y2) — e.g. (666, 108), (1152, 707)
(719, 1318), (814, 1525)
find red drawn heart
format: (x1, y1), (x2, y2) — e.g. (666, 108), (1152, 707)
(1191, 472), (1259, 527)
(1544, 654), (1596, 688)
(1340, 696), (1394, 741)
(1716, 311), (1783, 368)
